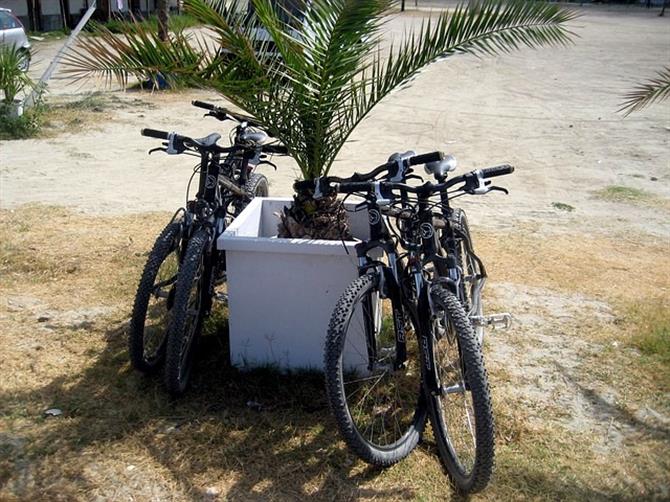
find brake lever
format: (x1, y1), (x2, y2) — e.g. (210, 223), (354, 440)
(488, 186), (509, 195)
(405, 174), (424, 182)
(204, 111), (227, 121)
(256, 160), (277, 170)
(148, 147), (167, 155)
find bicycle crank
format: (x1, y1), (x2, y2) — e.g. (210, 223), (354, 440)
(470, 313), (512, 330)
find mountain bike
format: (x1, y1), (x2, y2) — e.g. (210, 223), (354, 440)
(128, 101), (287, 396)
(310, 155), (513, 492)
(296, 151), (440, 466)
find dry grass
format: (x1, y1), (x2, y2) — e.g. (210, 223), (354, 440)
(475, 226), (670, 302)
(1, 206), (669, 500)
(36, 93), (157, 137)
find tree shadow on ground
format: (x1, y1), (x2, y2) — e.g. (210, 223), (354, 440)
(555, 363), (670, 440)
(0, 317), (417, 500)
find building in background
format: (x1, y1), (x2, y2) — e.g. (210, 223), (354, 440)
(0, 0), (179, 32)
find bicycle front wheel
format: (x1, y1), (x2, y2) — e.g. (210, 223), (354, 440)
(427, 286), (494, 493)
(164, 228), (209, 396)
(448, 208), (484, 344)
(324, 273), (426, 466)
(129, 220), (181, 373)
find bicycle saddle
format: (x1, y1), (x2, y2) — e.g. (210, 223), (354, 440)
(192, 133), (221, 147)
(425, 155), (457, 177)
(239, 130), (270, 146)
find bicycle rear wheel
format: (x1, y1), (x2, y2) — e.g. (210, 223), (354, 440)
(324, 273), (426, 466)
(164, 228), (209, 396)
(128, 220), (181, 373)
(427, 285), (494, 493)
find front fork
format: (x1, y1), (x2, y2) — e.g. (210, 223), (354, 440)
(358, 252), (407, 372)
(415, 270), (442, 396)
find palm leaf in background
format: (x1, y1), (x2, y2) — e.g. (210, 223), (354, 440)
(619, 66), (670, 117)
(0, 44), (37, 105)
(63, 0), (577, 180)
(63, 19), (206, 88)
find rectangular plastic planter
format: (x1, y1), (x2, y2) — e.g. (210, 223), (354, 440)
(218, 197), (369, 370)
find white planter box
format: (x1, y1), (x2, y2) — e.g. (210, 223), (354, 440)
(218, 197), (370, 370)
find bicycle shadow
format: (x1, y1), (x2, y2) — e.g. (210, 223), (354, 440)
(0, 316), (417, 500)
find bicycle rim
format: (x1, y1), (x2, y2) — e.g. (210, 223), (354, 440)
(336, 277), (423, 452)
(177, 256), (204, 385)
(433, 310), (477, 472)
(143, 238), (179, 363)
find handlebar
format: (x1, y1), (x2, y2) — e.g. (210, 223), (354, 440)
(263, 144), (289, 155)
(408, 151), (444, 166)
(141, 127), (288, 158)
(480, 164), (514, 179)
(192, 100), (262, 128)
(191, 100), (216, 111)
(294, 150), (446, 192)
(298, 161), (514, 200)
(141, 128), (170, 140)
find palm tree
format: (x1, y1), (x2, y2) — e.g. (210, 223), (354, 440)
(619, 66), (670, 117)
(64, 0), (576, 238)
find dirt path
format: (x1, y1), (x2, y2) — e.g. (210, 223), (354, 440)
(1, 6), (668, 240)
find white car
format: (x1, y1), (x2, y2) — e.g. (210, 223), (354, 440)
(0, 8), (31, 71)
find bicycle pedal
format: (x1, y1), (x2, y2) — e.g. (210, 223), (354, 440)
(214, 292), (229, 304)
(470, 313), (512, 330)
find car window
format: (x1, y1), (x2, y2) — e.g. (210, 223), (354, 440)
(0, 12), (21, 30)
(246, 0), (306, 26)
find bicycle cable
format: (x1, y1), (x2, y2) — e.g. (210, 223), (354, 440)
(185, 163), (200, 209)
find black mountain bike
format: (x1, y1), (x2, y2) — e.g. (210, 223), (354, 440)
(128, 101), (287, 396)
(312, 154), (513, 493)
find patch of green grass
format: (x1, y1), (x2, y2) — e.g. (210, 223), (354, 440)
(60, 93), (109, 112)
(0, 106), (44, 139)
(594, 185), (651, 203)
(0, 93), (115, 141)
(551, 202), (575, 212)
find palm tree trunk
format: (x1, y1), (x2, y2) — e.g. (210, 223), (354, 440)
(157, 0), (168, 41)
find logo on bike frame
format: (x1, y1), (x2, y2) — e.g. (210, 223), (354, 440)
(205, 175), (217, 189)
(368, 209), (381, 226)
(393, 308), (405, 342)
(420, 222), (434, 240)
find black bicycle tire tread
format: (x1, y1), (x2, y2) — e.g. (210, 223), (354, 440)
(324, 274), (425, 467)
(245, 172), (269, 197)
(128, 221), (180, 374)
(428, 286), (494, 493)
(164, 228), (209, 396)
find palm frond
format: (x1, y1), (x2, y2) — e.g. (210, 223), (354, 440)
(62, 20), (205, 88)
(619, 66), (670, 117)
(0, 44), (36, 104)
(62, 0), (577, 180)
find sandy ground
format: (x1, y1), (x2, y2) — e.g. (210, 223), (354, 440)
(1, 5), (668, 242)
(1, 4), (669, 500)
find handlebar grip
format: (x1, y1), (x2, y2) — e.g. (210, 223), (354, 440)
(294, 179), (315, 192)
(409, 151), (444, 166)
(338, 182), (372, 194)
(481, 164), (515, 179)
(141, 128), (169, 140)
(263, 144), (289, 155)
(192, 100), (215, 111)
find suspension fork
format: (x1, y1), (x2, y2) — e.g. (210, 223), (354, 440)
(355, 244), (407, 371)
(414, 268), (441, 395)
